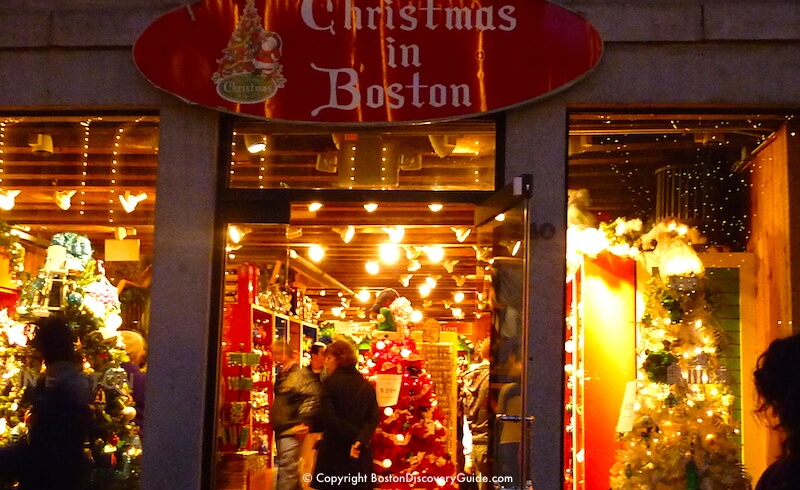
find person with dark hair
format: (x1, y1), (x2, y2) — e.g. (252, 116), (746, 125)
(273, 338), (321, 490)
(301, 342), (326, 489)
(0, 316), (94, 489)
(312, 340), (379, 490)
(461, 338), (491, 489)
(753, 333), (800, 489)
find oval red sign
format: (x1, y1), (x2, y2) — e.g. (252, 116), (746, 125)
(134, 0), (602, 124)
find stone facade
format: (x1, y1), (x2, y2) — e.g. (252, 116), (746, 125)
(2, 1), (800, 488)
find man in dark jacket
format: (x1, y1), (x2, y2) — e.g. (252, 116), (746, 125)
(273, 338), (321, 490)
(0, 316), (94, 490)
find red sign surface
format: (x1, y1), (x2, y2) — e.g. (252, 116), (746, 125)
(134, 0), (602, 124)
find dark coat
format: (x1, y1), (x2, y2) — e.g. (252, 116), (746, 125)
(312, 365), (379, 490)
(272, 362), (320, 437)
(756, 455), (800, 489)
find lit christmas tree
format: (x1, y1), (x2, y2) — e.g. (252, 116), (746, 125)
(360, 296), (457, 489)
(0, 232), (142, 489)
(607, 223), (751, 490)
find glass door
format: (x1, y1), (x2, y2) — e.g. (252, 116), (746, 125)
(214, 223), (291, 488)
(475, 175), (532, 490)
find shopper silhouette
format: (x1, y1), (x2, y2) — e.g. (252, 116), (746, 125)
(273, 338), (320, 490)
(312, 340), (379, 490)
(0, 316), (94, 490)
(753, 333), (800, 489)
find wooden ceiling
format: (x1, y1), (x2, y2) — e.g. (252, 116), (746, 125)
(568, 112), (789, 250)
(1, 111), (791, 325)
(0, 114), (158, 258)
(224, 202), (488, 323)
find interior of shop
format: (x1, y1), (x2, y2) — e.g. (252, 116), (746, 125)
(565, 111), (794, 489)
(0, 111), (794, 489)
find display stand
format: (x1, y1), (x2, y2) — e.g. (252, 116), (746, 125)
(217, 264), (274, 490)
(564, 254), (636, 489)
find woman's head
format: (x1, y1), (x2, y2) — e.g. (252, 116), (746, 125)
(324, 339), (357, 373)
(754, 333), (800, 454)
(31, 316), (77, 364)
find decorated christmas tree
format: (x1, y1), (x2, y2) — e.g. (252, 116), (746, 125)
(359, 295), (457, 489)
(0, 232), (142, 489)
(211, 0), (284, 85)
(605, 223), (751, 490)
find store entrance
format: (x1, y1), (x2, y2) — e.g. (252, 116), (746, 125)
(212, 189), (529, 489)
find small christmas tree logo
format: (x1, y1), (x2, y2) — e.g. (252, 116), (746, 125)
(212, 0), (286, 103)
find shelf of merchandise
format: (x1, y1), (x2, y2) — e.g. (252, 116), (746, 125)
(217, 265), (273, 489)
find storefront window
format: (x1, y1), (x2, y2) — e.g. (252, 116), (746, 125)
(214, 196), (516, 487)
(565, 111), (792, 489)
(227, 119), (497, 191)
(0, 113), (158, 489)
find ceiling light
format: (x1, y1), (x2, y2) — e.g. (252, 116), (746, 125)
(451, 227), (472, 243)
(228, 225), (251, 244)
(29, 133), (54, 156)
(495, 213), (506, 222)
(335, 225), (356, 243)
(365, 261), (380, 275)
(428, 135), (456, 158)
(308, 244), (325, 263)
(453, 291), (465, 303)
(443, 260), (459, 273)
(54, 190), (76, 211)
(411, 310), (423, 323)
(308, 202), (323, 212)
(451, 307), (464, 319)
(382, 226), (405, 243)
(453, 275), (467, 287)
(243, 134), (267, 153)
(0, 190), (20, 211)
(407, 259), (421, 272)
(425, 276), (439, 288)
(363, 203), (378, 213)
(424, 246), (445, 263)
(379, 243), (401, 264)
(428, 203), (443, 212)
(357, 290), (371, 303)
(114, 227), (128, 240)
(418, 284), (431, 297)
(119, 191), (147, 213)
(511, 240), (522, 256)
(403, 245), (421, 260)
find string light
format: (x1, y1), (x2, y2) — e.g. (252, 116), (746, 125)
(109, 125), (123, 223)
(80, 119), (94, 215)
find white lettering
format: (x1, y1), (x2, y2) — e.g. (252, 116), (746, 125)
(366, 85), (384, 108)
(387, 83), (404, 109)
(311, 69), (472, 116)
(308, 1), (517, 35)
(300, 0), (335, 35)
(399, 5), (418, 31)
(310, 64), (360, 116)
(387, 38), (420, 68)
(445, 7), (472, 30)
(498, 5), (517, 31)
(422, 0), (441, 30)
(476, 7), (496, 30)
